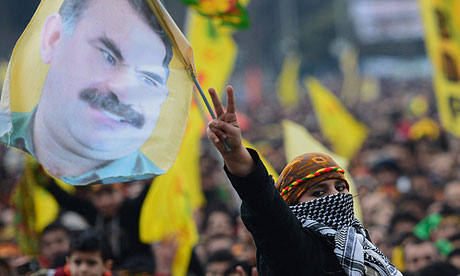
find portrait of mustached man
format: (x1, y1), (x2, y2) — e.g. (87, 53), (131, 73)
(2, 0), (173, 185)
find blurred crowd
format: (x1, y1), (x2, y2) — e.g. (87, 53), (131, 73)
(1, 75), (460, 276)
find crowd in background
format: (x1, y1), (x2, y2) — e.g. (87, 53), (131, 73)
(1, 75), (460, 276)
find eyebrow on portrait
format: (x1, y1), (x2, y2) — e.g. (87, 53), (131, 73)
(99, 35), (124, 61)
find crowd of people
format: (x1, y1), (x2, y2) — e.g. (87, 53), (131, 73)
(0, 75), (459, 276)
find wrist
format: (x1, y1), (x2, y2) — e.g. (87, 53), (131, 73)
(223, 146), (255, 177)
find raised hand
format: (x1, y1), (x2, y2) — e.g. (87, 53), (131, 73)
(206, 86), (254, 176)
(207, 86), (241, 153)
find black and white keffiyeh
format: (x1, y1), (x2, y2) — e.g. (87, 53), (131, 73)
(290, 193), (402, 276)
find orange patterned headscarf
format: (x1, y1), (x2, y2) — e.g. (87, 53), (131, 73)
(275, 152), (348, 205)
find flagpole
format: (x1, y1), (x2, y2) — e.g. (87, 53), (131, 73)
(191, 72), (231, 152)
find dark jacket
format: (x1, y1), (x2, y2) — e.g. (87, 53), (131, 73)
(225, 149), (346, 276)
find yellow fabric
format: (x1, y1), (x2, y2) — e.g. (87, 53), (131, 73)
(281, 119), (362, 221)
(339, 47), (361, 106)
(276, 52), (301, 110)
(408, 117), (440, 141)
(186, 10), (237, 100)
(305, 77), (368, 160)
(242, 138), (279, 182)
(28, 157), (75, 233)
(419, 0), (460, 137)
(391, 246), (405, 271)
(409, 96), (429, 118)
(139, 104), (204, 276)
(1, 0), (194, 179)
(0, 61), (7, 88)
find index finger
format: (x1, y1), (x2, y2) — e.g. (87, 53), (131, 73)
(226, 86), (236, 114)
(209, 87), (225, 118)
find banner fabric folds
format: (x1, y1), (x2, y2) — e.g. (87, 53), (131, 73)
(305, 77), (368, 160)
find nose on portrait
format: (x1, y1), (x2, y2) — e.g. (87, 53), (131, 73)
(104, 67), (137, 101)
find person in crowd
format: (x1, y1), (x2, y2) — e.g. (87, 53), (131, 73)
(206, 86), (402, 275)
(387, 212), (419, 237)
(417, 261), (459, 276)
(223, 261), (257, 276)
(402, 238), (439, 274)
(49, 230), (113, 276)
(41, 178), (155, 272)
(38, 222), (71, 268)
(202, 206), (237, 239)
(205, 249), (237, 276)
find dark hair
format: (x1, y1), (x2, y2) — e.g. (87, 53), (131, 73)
(388, 212), (419, 234)
(58, 0), (173, 77)
(201, 204), (237, 233)
(418, 261), (459, 276)
(206, 249), (236, 265)
(448, 248), (460, 259)
(69, 230), (111, 261)
(41, 221), (71, 239)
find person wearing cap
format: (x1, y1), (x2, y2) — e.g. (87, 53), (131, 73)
(206, 86), (402, 276)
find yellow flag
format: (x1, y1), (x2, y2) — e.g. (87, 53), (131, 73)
(306, 77), (368, 160)
(12, 156), (75, 255)
(339, 46), (361, 106)
(0, 0), (195, 185)
(281, 119), (362, 221)
(139, 103), (204, 276)
(419, 0), (460, 137)
(408, 117), (441, 141)
(276, 52), (301, 110)
(186, 10), (237, 101)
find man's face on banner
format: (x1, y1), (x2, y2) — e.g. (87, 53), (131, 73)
(39, 0), (169, 161)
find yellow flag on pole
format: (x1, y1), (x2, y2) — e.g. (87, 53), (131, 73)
(419, 0), (460, 137)
(281, 119), (362, 221)
(276, 52), (301, 110)
(305, 77), (368, 160)
(0, 0), (196, 185)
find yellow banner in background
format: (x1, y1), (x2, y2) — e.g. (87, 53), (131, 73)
(186, 10), (237, 100)
(276, 52), (301, 110)
(305, 77), (368, 160)
(419, 0), (460, 137)
(281, 119), (362, 221)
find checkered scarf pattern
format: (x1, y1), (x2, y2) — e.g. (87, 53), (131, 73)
(290, 193), (402, 276)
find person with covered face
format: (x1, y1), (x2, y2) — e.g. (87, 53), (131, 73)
(206, 86), (402, 276)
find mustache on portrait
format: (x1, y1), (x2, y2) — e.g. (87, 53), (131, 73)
(79, 88), (145, 129)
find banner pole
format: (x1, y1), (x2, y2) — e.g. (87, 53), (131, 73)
(191, 72), (231, 152)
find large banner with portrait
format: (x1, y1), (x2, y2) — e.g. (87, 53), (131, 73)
(0, 0), (195, 185)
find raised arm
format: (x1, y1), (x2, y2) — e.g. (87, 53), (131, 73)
(206, 86), (254, 176)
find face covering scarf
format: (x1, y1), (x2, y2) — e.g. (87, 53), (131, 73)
(290, 193), (402, 276)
